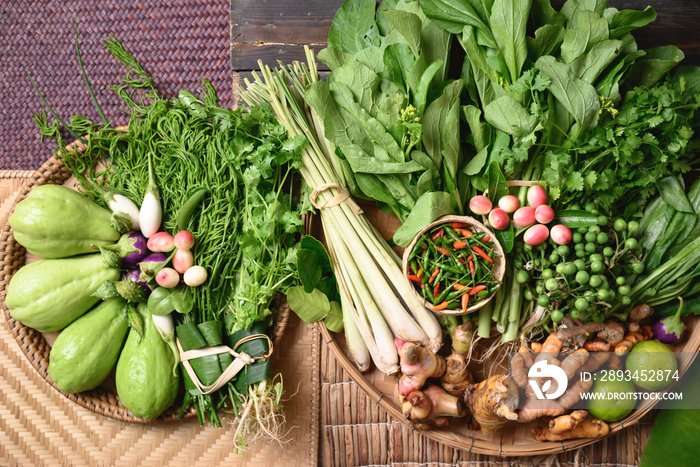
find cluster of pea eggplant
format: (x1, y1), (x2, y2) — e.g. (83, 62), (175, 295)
(468, 185), (572, 246)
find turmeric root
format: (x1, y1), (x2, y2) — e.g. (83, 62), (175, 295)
(614, 325), (654, 355)
(558, 378), (593, 409)
(548, 410), (588, 435)
(465, 375), (519, 433)
(596, 321), (626, 345)
(440, 323), (474, 397)
(402, 385), (467, 426)
(557, 322), (605, 342)
(560, 349), (589, 380)
(534, 332), (563, 366)
(517, 399), (565, 424)
(511, 348), (532, 388)
(629, 304), (653, 323)
(533, 418), (609, 441)
(396, 339), (446, 397)
(577, 352), (610, 377)
(583, 339), (611, 352)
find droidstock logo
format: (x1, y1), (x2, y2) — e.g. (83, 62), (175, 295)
(528, 360), (568, 400)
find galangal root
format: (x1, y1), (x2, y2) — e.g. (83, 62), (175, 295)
(440, 323), (474, 397)
(464, 375), (519, 433)
(396, 338), (446, 397)
(401, 384), (467, 428)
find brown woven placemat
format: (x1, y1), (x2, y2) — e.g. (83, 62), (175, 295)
(0, 173), (321, 466)
(1, 1), (232, 171)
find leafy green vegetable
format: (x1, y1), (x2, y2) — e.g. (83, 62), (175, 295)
(148, 286), (194, 316)
(309, 0), (468, 240)
(33, 35), (307, 429)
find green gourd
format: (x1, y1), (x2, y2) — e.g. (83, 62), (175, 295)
(49, 298), (129, 394)
(115, 303), (179, 420)
(8, 184), (120, 258)
(6, 253), (120, 332)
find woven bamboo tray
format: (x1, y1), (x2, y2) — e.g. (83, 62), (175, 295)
(312, 203), (700, 457)
(0, 153), (291, 424)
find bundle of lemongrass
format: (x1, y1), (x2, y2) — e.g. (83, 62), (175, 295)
(240, 48), (442, 374)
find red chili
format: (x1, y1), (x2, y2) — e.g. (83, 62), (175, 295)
(468, 260), (475, 274)
(482, 236), (491, 242)
(469, 285), (487, 296)
(461, 229), (473, 237)
(467, 255), (473, 261)
(429, 268), (440, 284)
(473, 245), (493, 263)
(433, 282), (441, 299)
(406, 274), (422, 283)
(461, 294), (469, 313)
(453, 283), (468, 291)
(458, 258), (466, 264)
(433, 301), (449, 311)
(432, 229), (445, 241)
(452, 222), (469, 229)
(453, 241), (468, 249)
(435, 246), (450, 256)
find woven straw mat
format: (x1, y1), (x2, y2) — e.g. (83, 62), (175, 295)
(1, 1), (232, 170)
(0, 173), (321, 466)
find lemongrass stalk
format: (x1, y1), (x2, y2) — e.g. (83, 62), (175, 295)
(241, 57), (437, 349)
(477, 302), (493, 339)
(341, 293), (370, 372)
(327, 232), (398, 374)
(325, 215), (428, 346)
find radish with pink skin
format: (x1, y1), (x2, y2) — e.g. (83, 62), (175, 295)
(513, 206), (536, 228)
(527, 185), (548, 208)
(488, 208), (510, 230)
(550, 224), (573, 245)
(524, 224), (549, 246)
(147, 231), (175, 252)
(535, 205), (555, 224)
(469, 195), (492, 215)
(173, 249), (194, 274)
(174, 230), (195, 250)
(498, 195), (519, 213)
(155, 267), (180, 288)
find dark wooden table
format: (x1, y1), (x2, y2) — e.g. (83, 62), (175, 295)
(230, 1), (700, 465)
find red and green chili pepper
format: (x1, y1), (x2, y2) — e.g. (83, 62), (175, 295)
(407, 223), (501, 310)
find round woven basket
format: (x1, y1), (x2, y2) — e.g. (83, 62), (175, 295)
(0, 154), (290, 424)
(310, 205), (700, 456)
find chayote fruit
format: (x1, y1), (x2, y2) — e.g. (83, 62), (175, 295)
(6, 253), (120, 332)
(9, 184), (120, 258)
(49, 298), (129, 394)
(116, 303), (179, 420)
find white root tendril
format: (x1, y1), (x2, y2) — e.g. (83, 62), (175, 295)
(472, 339), (519, 379)
(229, 375), (299, 454)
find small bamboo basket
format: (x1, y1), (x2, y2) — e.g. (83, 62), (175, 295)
(402, 215), (506, 315)
(0, 142), (290, 423)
